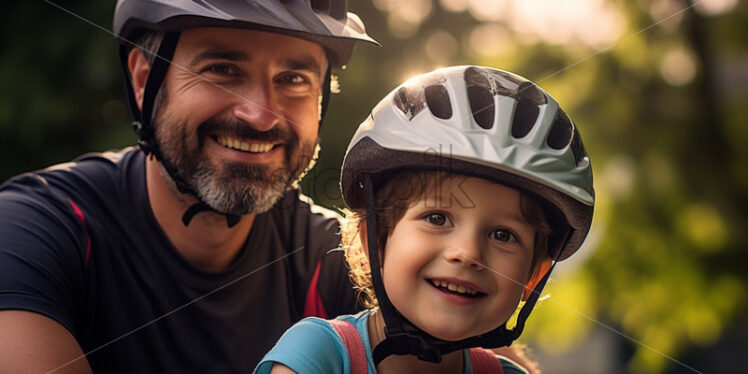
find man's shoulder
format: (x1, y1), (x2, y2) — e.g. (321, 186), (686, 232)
(46, 147), (140, 183)
(296, 192), (342, 226)
(1, 148), (140, 198)
(0, 147), (144, 227)
(270, 190), (342, 232)
(287, 190), (341, 219)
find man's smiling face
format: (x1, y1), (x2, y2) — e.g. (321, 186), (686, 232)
(152, 27), (327, 215)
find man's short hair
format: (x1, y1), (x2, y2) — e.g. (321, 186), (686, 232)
(132, 31), (164, 67)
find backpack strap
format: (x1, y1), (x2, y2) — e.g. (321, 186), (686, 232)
(468, 348), (505, 374)
(330, 320), (368, 374)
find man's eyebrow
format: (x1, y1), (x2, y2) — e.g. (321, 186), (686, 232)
(189, 49), (249, 66)
(281, 55), (323, 76)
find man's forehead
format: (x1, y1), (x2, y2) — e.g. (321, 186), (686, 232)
(180, 27), (328, 70)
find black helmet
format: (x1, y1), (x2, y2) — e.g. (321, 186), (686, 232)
(113, 0), (377, 68)
(112, 0), (378, 227)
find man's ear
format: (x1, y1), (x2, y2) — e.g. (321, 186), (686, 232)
(522, 258), (553, 301)
(127, 48), (150, 112)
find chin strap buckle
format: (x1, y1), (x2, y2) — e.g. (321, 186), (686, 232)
(132, 121), (155, 155)
(411, 335), (441, 363)
(373, 330), (442, 365)
(182, 202), (241, 228)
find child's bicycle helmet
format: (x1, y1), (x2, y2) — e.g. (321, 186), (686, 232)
(340, 66), (595, 364)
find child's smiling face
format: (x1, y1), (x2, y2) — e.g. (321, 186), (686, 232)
(381, 175), (539, 341)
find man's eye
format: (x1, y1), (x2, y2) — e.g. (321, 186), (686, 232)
(201, 65), (235, 76)
(425, 213), (449, 226)
(278, 73), (309, 85)
(490, 229), (517, 242)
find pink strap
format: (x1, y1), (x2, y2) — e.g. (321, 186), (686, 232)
(469, 348), (504, 374)
(330, 320), (368, 374)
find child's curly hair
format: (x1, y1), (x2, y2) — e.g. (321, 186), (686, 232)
(341, 170), (553, 309)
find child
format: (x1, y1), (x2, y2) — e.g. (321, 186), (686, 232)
(254, 66), (595, 374)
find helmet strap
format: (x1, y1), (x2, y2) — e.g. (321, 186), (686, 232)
(363, 174), (442, 365)
(508, 261), (555, 337)
(363, 175), (405, 333)
(139, 31), (180, 153)
(319, 64), (332, 125)
(182, 201), (241, 228)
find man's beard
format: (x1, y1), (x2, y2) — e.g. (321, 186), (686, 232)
(152, 94), (318, 216)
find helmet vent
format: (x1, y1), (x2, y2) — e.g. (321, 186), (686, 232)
(511, 98), (539, 138)
(425, 85), (452, 119)
(310, 0), (346, 20)
(570, 127), (586, 165)
(464, 66), (491, 89)
(393, 86), (426, 120)
(464, 66), (495, 129)
(547, 110), (573, 150)
(516, 82), (547, 105)
(468, 86), (495, 129)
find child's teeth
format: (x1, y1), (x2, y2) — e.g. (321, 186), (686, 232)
(436, 280), (477, 296)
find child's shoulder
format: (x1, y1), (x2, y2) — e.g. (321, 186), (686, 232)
(254, 316), (359, 374)
(497, 355), (530, 374)
(466, 348), (531, 374)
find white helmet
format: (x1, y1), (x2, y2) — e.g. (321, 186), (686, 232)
(342, 65), (594, 261)
(340, 66), (595, 364)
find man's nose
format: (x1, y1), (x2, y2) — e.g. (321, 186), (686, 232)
(443, 233), (485, 271)
(232, 83), (282, 131)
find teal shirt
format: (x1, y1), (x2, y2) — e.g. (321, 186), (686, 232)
(254, 310), (528, 374)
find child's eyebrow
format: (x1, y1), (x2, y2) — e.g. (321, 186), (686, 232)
(496, 214), (533, 228)
(420, 195), (451, 207)
(421, 188), (476, 209)
(426, 193), (532, 226)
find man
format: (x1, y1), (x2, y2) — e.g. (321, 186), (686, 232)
(0, 0), (376, 373)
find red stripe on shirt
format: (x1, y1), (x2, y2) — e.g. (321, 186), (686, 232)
(303, 261), (328, 319)
(68, 199), (91, 265)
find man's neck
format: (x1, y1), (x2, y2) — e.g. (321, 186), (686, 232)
(145, 157), (255, 272)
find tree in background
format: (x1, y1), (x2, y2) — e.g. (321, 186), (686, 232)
(2, 1), (746, 372)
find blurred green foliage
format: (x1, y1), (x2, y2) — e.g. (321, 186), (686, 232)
(2, 1), (746, 372)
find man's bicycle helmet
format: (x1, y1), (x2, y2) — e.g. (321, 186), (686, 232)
(113, 0), (378, 226)
(340, 65), (594, 364)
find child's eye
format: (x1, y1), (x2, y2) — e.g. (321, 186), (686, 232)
(424, 212), (450, 226)
(490, 229), (518, 242)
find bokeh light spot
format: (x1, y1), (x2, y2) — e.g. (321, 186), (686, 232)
(660, 47), (698, 86)
(695, 0), (739, 16)
(425, 30), (458, 64)
(468, 23), (511, 57)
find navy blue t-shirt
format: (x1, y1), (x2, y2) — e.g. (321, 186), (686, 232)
(0, 148), (358, 373)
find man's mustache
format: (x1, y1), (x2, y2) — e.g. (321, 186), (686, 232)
(197, 118), (294, 143)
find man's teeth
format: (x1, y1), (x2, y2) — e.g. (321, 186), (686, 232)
(217, 136), (274, 153)
(432, 280), (478, 296)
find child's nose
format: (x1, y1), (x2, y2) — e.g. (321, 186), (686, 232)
(443, 237), (485, 271)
